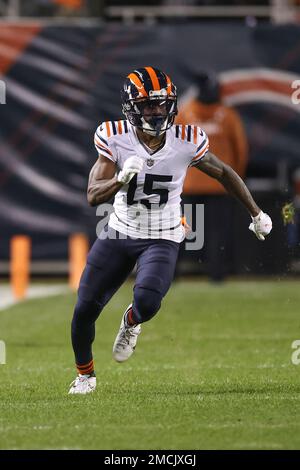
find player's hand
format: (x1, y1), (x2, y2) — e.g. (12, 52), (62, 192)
(117, 156), (144, 184)
(181, 216), (191, 237)
(249, 211), (272, 241)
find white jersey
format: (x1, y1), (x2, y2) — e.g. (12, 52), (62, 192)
(94, 120), (209, 242)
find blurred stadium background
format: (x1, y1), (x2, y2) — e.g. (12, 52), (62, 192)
(1, 0), (300, 450)
(0, 0), (300, 292)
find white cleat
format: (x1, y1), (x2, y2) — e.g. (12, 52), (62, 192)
(68, 374), (96, 395)
(113, 304), (141, 363)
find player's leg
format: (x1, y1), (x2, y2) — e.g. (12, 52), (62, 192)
(70, 230), (135, 391)
(112, 239), (180, 362)
(133, 240), (180, 322)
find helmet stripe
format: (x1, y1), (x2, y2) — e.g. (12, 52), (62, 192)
(128, 72), (147, 97)
(165, 74), (172, 95)
(145, 66), (160, 91)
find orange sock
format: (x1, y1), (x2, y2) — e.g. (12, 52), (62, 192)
(76, 359), (94, 376)
(127, 307), (136, 326)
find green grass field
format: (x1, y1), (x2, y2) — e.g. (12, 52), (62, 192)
(1, 279), (300, 450)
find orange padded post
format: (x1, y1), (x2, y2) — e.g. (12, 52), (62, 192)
(69, 233), (89, 291)
(54, 0), (83, 9)
(10, 236), (31, 300)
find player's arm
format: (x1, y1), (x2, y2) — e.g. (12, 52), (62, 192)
(87, 156), (121, 206)
(194, 151), (259, 216)
(194, 151), (272, 240)
(87, 155), (144, 206)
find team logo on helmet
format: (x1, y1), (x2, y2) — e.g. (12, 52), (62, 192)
(121, 66), (178, 136)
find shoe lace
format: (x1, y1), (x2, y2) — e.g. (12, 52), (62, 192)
(120, 325), (138, 346)
(78, 375), (89, 382)
(70, 375), (90, 388)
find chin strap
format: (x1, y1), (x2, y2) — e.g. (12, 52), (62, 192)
(142, 117), (167, 136)
(154, 117), (165, 137)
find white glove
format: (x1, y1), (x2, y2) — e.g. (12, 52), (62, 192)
(117, 156), (144, 184)
(249, 210), (272, 241)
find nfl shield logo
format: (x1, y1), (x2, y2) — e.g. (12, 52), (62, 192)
(147, 158), (154, 168)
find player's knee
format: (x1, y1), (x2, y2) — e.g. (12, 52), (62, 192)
(133, 286), (162, 323)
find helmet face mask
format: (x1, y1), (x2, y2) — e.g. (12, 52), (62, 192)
(121, 67), (178, 136)
(125, 96), (177, 136)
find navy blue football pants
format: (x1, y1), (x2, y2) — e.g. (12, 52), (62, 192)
(71, 228), (180, 366)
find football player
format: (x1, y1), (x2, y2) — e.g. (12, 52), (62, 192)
(69, 67), (272, 394)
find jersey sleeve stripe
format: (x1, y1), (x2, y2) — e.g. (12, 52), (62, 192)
(187, 125), (191, 142)
(105, 121), (111, 138)
(196, 138), (208, 154)
(193, 126), (198, 144)
(123, 120), (128, 133)
(192, 142), (209, 161)
(111, 121), (117, 135)
(189, 147), (209, 167)
(175, 125), (179, 138)
(117, 120), (122, 134)
(95, 144), (113, 158)
(95, 131), (108, 147)
(94, 137), (113, 157)
(96, 148), (114, 162)
(181, 125), (186, 140)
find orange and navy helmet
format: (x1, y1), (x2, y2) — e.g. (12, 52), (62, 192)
(121, 66), (177, 136)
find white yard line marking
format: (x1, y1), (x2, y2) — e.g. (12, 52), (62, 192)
(0, 284), (70, 311)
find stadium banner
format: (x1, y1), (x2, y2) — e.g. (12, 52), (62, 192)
(0, 21), (299, 264)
